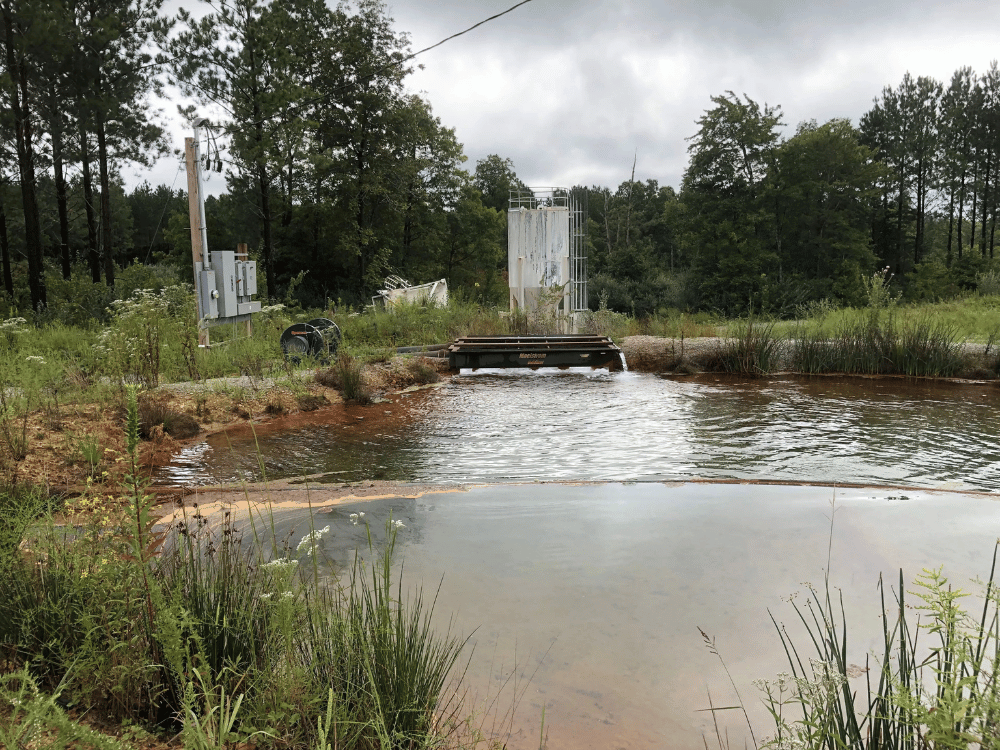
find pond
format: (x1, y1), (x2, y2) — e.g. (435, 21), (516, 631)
(160, 370), (1000, 748)
(160, 370), (1000, 490)
(256, 482), (999, 750)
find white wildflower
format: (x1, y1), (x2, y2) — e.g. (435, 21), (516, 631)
(296, 525), (330, 555)
(392, 520), (405, 529)
(260, 593), (272, 601)
(262, 558), (299, 571)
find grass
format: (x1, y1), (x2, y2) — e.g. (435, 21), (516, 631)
(709, 318), (784, 376)
(771, 294), (1000, 344)
(702, 498), (1000, 750)
(0, 388), (484, 749)
(787, 311), (967, 378)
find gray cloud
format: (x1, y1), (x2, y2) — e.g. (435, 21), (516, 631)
(134, 0), (1000, 195)
(386, 0), (1000, 190)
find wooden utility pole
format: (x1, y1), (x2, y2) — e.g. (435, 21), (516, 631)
(185, 135), (209, 346)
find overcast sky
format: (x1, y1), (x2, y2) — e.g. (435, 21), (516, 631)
(129, 0), (1000, 195)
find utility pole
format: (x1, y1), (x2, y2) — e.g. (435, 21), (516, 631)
(185, 121), (211, 346)
(184, 120), (260, 347)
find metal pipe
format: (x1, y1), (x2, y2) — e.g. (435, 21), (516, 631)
(193, 121), (210, 268)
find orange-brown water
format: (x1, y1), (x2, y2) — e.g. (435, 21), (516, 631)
(159, 371), (1000, 491)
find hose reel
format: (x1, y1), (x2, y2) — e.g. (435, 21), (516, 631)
(279, 318), (341, 361)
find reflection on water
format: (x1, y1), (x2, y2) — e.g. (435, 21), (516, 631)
(262, 483), (1000, 750)
(158, 371), (1000, 490)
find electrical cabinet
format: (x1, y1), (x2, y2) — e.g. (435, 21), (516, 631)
(196, 251), (261, 324)
(215, 251), (238, 317)
(196, 264), (219, 320)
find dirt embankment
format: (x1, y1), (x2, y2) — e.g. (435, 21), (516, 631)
(13, 355), (453, 500)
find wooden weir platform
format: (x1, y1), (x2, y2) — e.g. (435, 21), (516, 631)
(447, 335), (624, 371)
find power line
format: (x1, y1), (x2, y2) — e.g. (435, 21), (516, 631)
(179, 0), (537, 129)
(405, 0), (535, 61)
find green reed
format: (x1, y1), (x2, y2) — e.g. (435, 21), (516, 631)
(787, 311), (967, 378)
(711, 318), (784, 376)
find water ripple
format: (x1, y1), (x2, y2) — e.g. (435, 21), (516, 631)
(155, 371), (1000, 491)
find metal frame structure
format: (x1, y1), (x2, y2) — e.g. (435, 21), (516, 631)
(569, 188), (588, 313)
(448, 335), (622, 371)
(508, 187), (588, 317)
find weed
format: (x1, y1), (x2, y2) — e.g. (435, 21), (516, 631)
(0, 669), (126, 750)
(97, 287), (192, 388)
(407, 358), (442, 385)
(321, 354), (373, 404)
(710, 318), (783, 376)
(77, 434), (102, 477)
(0, 386), (30, 463)
(976, 268), (1000, 297)
(863, 267), (901, 309)
(704, 493), (1000, 750)
(264, 399), (288, 416)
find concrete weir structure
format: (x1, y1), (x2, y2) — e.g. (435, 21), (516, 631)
(507, 188), (587, 332)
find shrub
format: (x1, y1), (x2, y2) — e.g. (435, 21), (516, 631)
(406, 358), (441, 385)
(317, 354), (373, 404)
(138, 396), (200, 439)
(976, 268), (1000, 297)
(296, 392), (327, 412)
(862, 266), (901, 309)
(97, 287), (193, 388)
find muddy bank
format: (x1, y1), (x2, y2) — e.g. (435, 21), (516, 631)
(18, 354), (452, 499)
(157, 477), (469, 525)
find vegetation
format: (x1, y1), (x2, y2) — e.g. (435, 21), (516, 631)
(0, 388), (479, 749)
(5, 0), (1000, 317)
(704, 523), (1000, 750)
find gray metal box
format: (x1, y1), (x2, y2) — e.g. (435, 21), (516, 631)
(239, 261), (258, 297)
(197, 265), (218, 320)
(214, 251), (238, 318)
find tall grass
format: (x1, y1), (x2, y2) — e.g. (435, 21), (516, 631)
(710, 319), (784, 376)
(789, 312), (967, 378)
(0, 504), (475, 747)
(704, 506), (1000, 750)
(0, 389), (477, 748)
(749, 547), (1000, 749)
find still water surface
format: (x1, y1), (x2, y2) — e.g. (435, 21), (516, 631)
(160, 370), (1000, 490)
(265, 483), (1000, 750)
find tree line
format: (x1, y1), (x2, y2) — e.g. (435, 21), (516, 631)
(3, 0), (1000, 317)
(591, 64), (1000, 316)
